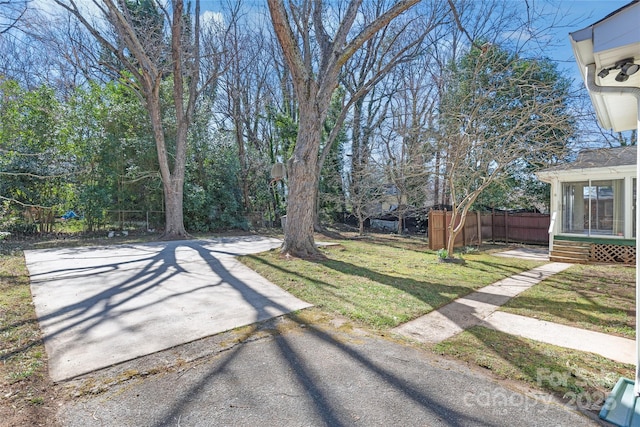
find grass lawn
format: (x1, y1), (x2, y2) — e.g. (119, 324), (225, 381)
(241, 236), (545, 328)
(431, 262), (635, 407)
(434, 326), (632, 410)
(0, 248), (58, 426)
(242, 234), (636, 407)
(499, 263), (635, 339)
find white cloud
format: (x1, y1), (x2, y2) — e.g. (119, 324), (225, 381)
(200, 10), (224, 29)
(31, 0), (103, 19)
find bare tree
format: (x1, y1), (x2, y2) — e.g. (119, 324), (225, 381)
(439, 44), (574, 257)
(378, 57), (438, 233)
(50, 0), (217, 239)
(267, 0), (450, 257)
(0, 0), (29, 34)
(349, 160), (386, 235)
(0, 2), (77, 92)
(214, 2), (278, 215)
(577, 94), (637, 149)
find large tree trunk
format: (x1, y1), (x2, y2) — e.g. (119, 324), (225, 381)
(147, 85), (189, 240)
(163, 176), (186, 237)
(163, 115), (188, 239)
(282, 104), (322, 257)
(51, 0), (202, 241)
(313, 185), (323, 232)
(267, 0), (421, 257)
(162, 0), (194, 240)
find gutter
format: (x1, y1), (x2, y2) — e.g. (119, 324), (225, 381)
(586, 63), (640, 396)
(586, 64), (640, 101)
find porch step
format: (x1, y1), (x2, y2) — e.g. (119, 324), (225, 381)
(549, 255), (589, 264)
(550, 241), (591, 264)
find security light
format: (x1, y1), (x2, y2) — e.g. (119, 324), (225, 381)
(616, 72), (630, 82)
(614, 58), (639, 82)
(597, 58), (639, 82)
(621, 61), (640, 76)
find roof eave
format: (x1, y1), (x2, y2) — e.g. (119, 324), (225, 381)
(569, 1), (640, 133)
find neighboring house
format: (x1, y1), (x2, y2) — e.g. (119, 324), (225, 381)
(370, 184), (407, 232)
(537, 146), (636, 263)
(378, 183), (407, 213)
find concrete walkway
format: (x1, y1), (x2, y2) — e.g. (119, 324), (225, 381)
(484, 311), (634, 364)
(393, 251), (635, 365)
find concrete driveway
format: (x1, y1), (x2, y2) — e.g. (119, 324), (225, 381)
(25, 236), (311, 382)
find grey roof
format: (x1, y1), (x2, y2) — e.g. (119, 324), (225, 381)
(540, 146), (636, 172)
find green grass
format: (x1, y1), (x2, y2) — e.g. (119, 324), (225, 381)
(241, 238), (544, 328)
(0, 253), (46, 384)
(500, 263), (635, 338)
(435, 326), (633, 405)
(0, 249), (55, 427)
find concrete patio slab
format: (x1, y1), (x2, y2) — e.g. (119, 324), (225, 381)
(25, 236), (312, 382)
(494, 247), (549, 261)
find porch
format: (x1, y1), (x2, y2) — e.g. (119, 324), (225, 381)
(551, 235), (636, 264)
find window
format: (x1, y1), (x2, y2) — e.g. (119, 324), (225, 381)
(562, 180), (624, 236)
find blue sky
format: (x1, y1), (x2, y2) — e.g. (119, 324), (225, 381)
(29, 0), (632, 91)
(543, 1), (631, 77)
(196, 0), (633, 81)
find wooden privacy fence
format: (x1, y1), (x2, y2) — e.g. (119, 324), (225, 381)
(428, 210), (550, 250)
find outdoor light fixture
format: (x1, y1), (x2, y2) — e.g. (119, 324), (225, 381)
(597, 58), (639, 82)
(616, 60), (640, 82)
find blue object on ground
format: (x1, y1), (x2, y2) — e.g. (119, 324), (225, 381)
(61, 210), (79, 220)
(600, 377), (640, 427)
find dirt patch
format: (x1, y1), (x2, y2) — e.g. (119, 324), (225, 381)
(1, 366), (62, 427)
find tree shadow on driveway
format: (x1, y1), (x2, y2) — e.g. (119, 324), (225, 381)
(24, 237), (310, 382)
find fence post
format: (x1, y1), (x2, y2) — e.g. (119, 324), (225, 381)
(477, 211), (481, 245)
(443, 209), (448, 250)
(428, 209), (432, 249)
(493, 211), (497, 241)
(504, 210), (509, 244)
